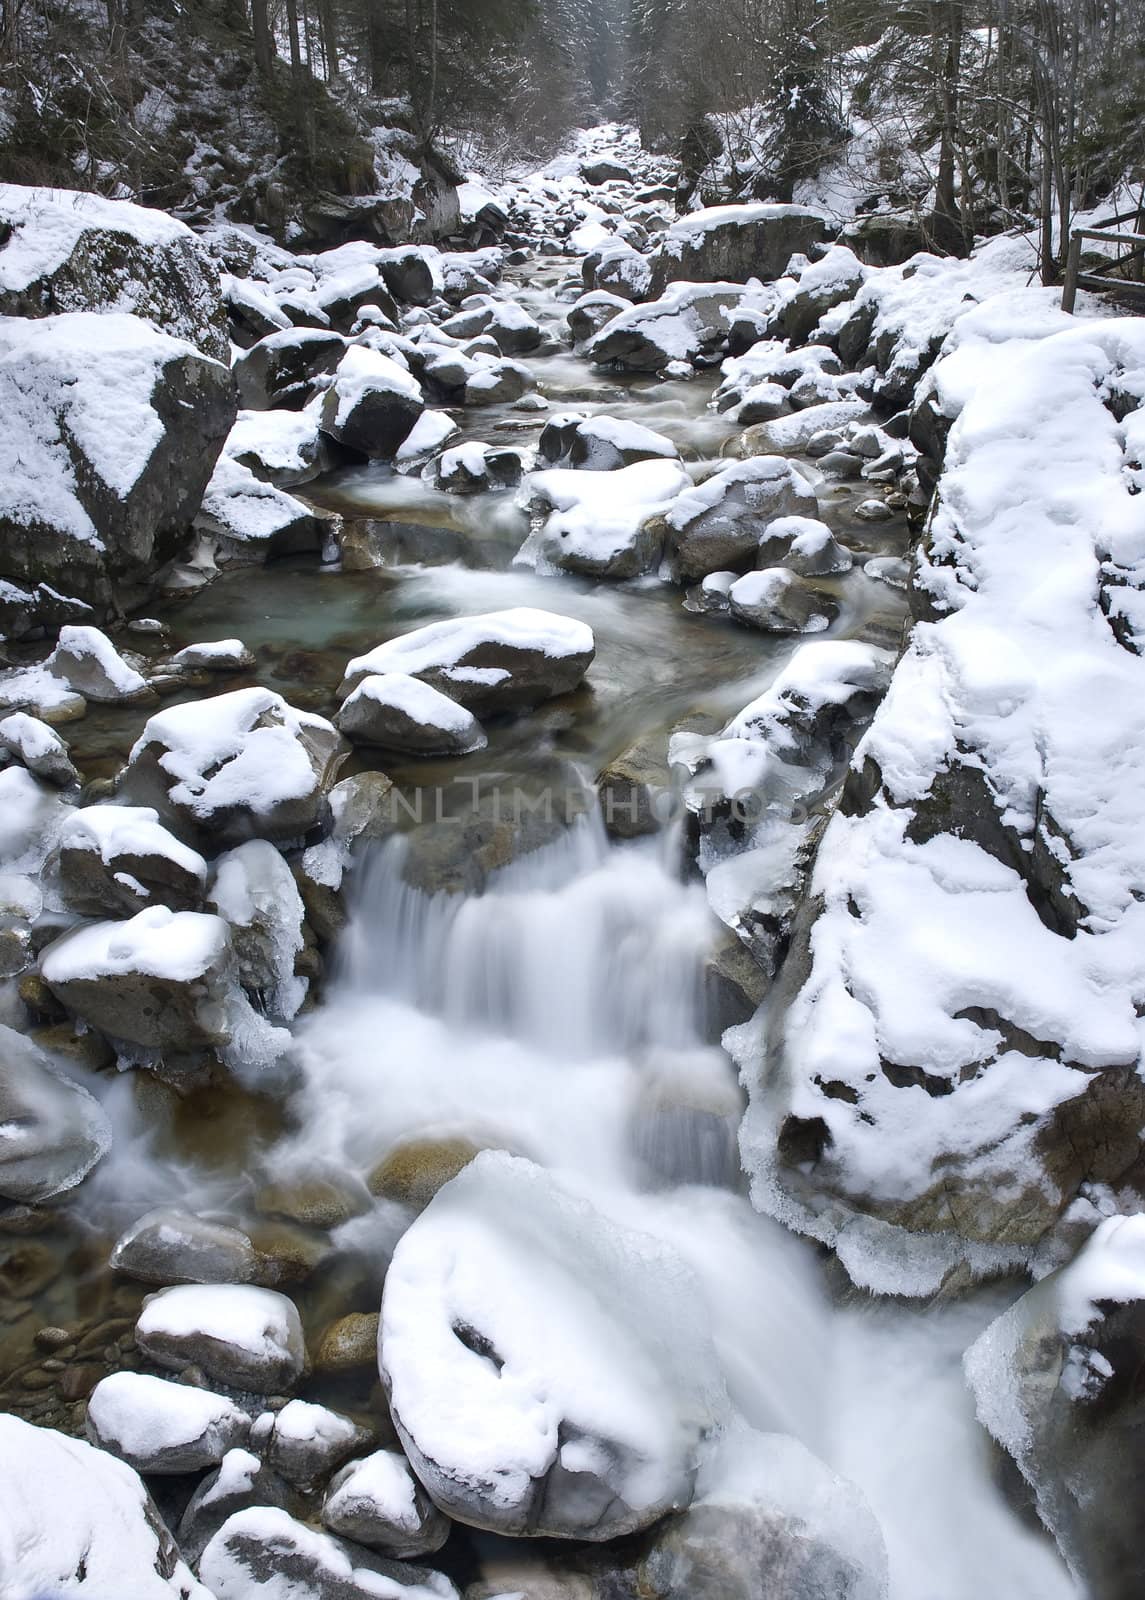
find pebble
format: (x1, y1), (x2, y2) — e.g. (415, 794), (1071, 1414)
(34, 1325), (73, 1350)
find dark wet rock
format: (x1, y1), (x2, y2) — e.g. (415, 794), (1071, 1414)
(253, 1398), (375, 1491)
(234, 328), (348, 411)
(110, 1207), (259, 1287)
(323, 1448), (451, 1558)
(652, 204), (829, 291)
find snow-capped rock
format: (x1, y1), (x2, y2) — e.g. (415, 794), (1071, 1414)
(323, 1449), (450, 1558)
(199, 1507), (458, 1600)
(0, 710), (79, 786)
(134, 1282), (305, 1393)
(0, 312), (234, 621)
(335, 673), (487, 756)
(759, 516), (853, 577)
(379, 1151), (726, 1540)
(966, 1214), (1145, 1599)
(340, 609), (595, 717)
(653, 203), (828, 291)
(528, 458), (691, 579)
(658, 457), (816, 582)
(87, 1370), (251, 1473)
(254, 1399), (373, 1490)
(209, 839), (308, 1023)
(0, 182), (229, 359)
(0, 1023), (111, 1202)
(586, 280), (748, 372)
(234, 327), (347, 411)
(537, 413), (680, 472)
(727, 568), (838, 634)
(320, 344), (425, 458)
(0, 1412), (212, 1597)
(57, 804), (209, 917)
(120, 687), (348, 847)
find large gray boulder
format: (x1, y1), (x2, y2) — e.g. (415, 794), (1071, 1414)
(966, 1215), (1145, 1600)
(652, 203), (829, 291)
(657, 457), (817, 582)
(339, 609), (595, 718)
(199, 1507), (458, 1600)
(0, 1023), (111, 1202)
(0, 1413), (212, 1597)
(119, 687), (348, 848)
(585, 281), (747, 372)
(0, 312), (236, 620)
(0, 183), (229, 360)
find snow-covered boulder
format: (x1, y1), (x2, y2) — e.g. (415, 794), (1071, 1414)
(0, 710), (79, 786)
(582, 239), (654, 302)
(741, 317), (1145, 1294)
(135, 1282), (305, 1393)
(0, 1413), (212, 1597)
(111, 1206), (259, 1287)
(568, 289), (628, 346)
(378, 245), (437, 307)
(586, 281), (748, 372)
(176, 1448), (297, 1567)
(678, 641), (893, 978)
(759, 515), (853, 577)
(966, 1215), (1145, 1597)
(87, 1371), (251, 1474)
(47, 624), (149, 704)
(486, 300), (544, 355)
(323, 1449), (450, 1558)
(0, 1023), (111, 1202)
(195, 455), (324, 567)
(253, 1399), (373, 1490)
(431, 442), (523, 494)
(657, 457), (816, 582)
(340, 609), (595, 718)
(0, 313), (235, 620)
(0, 183), (229, 360)
(120, 687), (348, 847)
(538, 413), (680, 472)
(394, 409), (461, 472)
(527, 458), (690, 579)
(57, 804), (208, 917)
(234, 327), (347, 411)
(320, 345), (424, 458)
(209, 839), (307, 1023)
(379, 1151), (726, 1540)
(727, 567), (838, 634)
(199, 1507), (458, 1600)
(736, 398), (871, 458)
(168, 638), (255, 673)
(224, 406), (334, 489)
(335, 673), (487, 756)
(653, 203), (829, 291)
(463, 357), (534, 405)
(770, 245), (867, 343)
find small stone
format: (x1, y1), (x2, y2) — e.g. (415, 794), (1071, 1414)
(34, 1324), (73, 1350)
(367, 1136), (484, 1212)
(313, 1312), (381, 1374)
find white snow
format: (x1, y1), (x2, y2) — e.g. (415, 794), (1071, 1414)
(394, 409), (460, 467)
(664, 455), (813, 531)
(169, 638), (253, 670)
(666, 201), (826, 241)
(0, 710), (71, 768)
(0, 765), (73, 873)
(323, 1450), (425, 1539)
(42, 905), (227, 985)
(0, 1412), (212, 1598)
(49, 624), (147, 697)
(0, 184), (196, 291)
(210, 838), (307, 1021)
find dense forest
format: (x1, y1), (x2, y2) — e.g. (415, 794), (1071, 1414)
(1, 0), (1142, 276)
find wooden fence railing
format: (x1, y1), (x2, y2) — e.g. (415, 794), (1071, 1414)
(1062, 206), (1145, 313)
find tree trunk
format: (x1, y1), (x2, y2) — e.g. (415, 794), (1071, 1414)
(317, 0), (338, 78)
(251, 0), (273, 76)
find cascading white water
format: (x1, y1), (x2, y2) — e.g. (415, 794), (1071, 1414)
(283, 809), (1080, 1600)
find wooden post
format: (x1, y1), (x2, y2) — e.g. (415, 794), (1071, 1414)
(1061, 230), (1083, 314)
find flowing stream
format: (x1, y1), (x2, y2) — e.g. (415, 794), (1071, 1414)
(2, 255), (1081, 1598)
